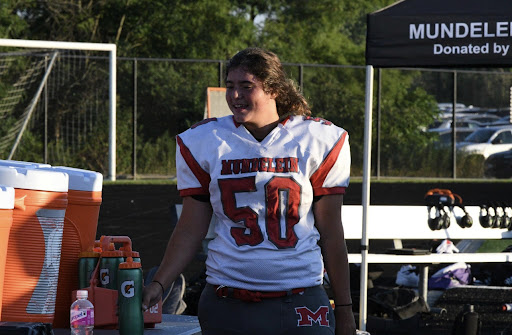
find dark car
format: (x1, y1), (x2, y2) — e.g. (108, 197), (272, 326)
(489, 115), (512, 126)
(484, 149), (512, 178)
(435, 128), (475, 146)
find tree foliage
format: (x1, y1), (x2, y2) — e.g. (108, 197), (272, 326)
(0, 0), (476, 177)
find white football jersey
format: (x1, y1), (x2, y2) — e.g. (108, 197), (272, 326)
(176, 115), (350, 291)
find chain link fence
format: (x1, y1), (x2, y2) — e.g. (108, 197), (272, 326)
(1, 51), (512, 179)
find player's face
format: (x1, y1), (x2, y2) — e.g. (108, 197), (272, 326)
(225, 67), (278, 130)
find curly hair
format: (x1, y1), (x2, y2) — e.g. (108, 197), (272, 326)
(226, 47), (311, 117)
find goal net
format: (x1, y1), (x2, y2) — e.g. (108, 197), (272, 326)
(0, 39), (116, 179)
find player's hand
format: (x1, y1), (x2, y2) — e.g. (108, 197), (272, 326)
(141, 281), (163, 312)
(335, 306), (357, 335)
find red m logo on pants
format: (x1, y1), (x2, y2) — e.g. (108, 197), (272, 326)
(295, 306), (330, 327)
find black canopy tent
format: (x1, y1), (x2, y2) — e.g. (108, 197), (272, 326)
(366, 0), (512, 67)
(360, 0), (512, 330)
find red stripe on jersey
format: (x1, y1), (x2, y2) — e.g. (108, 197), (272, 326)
(314, 186), (346, 196)
(176, 135), (211, 195)
(310, 132), (347, 196)
(280, 115), (291, 126)
(232, 116), (242, 128)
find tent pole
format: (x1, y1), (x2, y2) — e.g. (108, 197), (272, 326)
(376, 68), (382, 179)
(359, 65), (374, 331)
(452, 71), (457, 179)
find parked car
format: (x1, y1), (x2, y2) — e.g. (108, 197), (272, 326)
(489, 115), (512, 126)
(457, 125), (512, 159)
(437, 102), (468, 112)
(427, 119), (483, 133)
(463, 114), (501, 125)
(434, 128), (476, 147)
(484, 149), (512, 178)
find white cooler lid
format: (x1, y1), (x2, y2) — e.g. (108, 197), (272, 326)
(0, 185), (14, 209)
(0, 166), (68, 192)
(41, 166), (103, 192)
(0, 159), (51, 169)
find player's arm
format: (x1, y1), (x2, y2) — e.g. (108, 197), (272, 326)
(142, 196), (212, 310)
(314, 194), (357, 335)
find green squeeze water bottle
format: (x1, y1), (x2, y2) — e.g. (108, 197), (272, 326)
(78, 251), (100, 288)
(99, 248), (124, 290)
(118, 257), (144, 335)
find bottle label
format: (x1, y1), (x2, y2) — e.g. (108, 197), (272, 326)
(121, 280), (135, 298)
(100, 268), (110, 285)
(70, 308), (94, 326)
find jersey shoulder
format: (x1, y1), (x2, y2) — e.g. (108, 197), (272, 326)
(285, 115), (347, 142)
(179, 115), (234, 140)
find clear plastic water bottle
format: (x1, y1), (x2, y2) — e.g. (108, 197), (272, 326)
(70, 290), (94, 335)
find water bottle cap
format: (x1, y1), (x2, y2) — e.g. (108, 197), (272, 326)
(119, 256), (142, 269)
(76, 290), (88, 299)
(123, 250), (140, 257)
(101, 250), (123, 257)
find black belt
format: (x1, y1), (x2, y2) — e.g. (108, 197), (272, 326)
(214, 285), (306, 302)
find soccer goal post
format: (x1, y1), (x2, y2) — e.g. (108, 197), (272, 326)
(0, 38), (117, 181)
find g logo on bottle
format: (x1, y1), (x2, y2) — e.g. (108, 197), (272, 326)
(121, 280), (135, 298)
(100, 269), (110, 285)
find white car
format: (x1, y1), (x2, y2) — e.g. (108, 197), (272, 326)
(457, 125), (512, 159)
(434, 128), (476, 147)
(427, 119), (483, 133)
(463, 114), (502, 125)
(437, 102), (467, 112)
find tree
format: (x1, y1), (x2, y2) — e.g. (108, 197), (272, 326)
(0, 1), (28, 38)
(254, 0), (437, 172)
(0, 0), (455, 176)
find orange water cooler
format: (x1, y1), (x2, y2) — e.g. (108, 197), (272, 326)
(0, 185), (14, 321)
(39, 166), (103, 328)
(0, 165), (69, 324)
